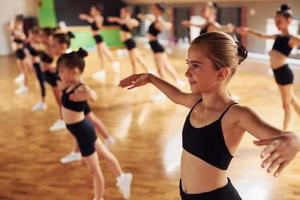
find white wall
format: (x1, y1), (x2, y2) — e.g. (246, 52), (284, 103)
(0, 0), (38, 55)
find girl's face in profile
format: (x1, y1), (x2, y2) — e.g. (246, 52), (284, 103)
(185, 46), (222, 94)
(275, 14), (291, 31)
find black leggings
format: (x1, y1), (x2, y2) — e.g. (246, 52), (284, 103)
(33, 62), (46, 98)
(272, 64), (294, 85)
(180, 178), (242, 200)
(66, 119), (97, 157)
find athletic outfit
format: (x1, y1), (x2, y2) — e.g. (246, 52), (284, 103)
(40, 51), (60, 87)
(119, 23), (136, 50)
(13, 38), (26, 60)
(180, 99), (242, 200)
(62, 84), (97, 157)
(148, 22), (165, 53)
(90, 21), (104, 44)
(271, 35), (294, 85)
(25, 43), (46, 98)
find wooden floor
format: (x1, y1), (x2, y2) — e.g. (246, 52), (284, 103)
(0, 49), (300, 200)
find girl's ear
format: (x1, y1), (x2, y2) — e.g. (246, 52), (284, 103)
(72, 67), (81, 75)
(216, 67), (231, 81)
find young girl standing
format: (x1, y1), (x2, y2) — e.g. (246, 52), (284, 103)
(58, 48), (132, 200)
(120, 32), (300, 200)
(79, 4), (120, 81)
(236, 4), (300, 130)
(108, 6), (149, 74)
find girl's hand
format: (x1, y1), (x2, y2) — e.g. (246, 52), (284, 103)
(79, 14), (88, 20)
(108, 17), (118, 23)
(254, 133), (300, 177)
(235, 27), (248, 35)
(70, 85), (91, 102)
(119, 73), (151, 89)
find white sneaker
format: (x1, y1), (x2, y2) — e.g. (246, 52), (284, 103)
(60, 151), (82, 164)
(92, 70), (106, 81)
(112, 61), (120, 73)
(31, 102), (47, 111)
(15, 85), (29, 95)
(49, 119), (66, 132)
(116, 173), (133, 199)
(104, 137), (115, 149)
(14, 73), (24, 84)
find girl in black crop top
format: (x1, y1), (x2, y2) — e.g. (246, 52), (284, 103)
(9, 15), (30, 95)
(25, 27), (48, 112)
(181, 2), (235, 36)
(138, 3), (185, 87)
(108, 6), (149, 74)
(58, 48), (133, 200)
(79, 4), (120, 80)
(120, 32), (300, 200)
(236, 4), (300, 130)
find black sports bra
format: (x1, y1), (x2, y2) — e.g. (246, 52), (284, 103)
(272, 35), (293, 57)
(90, 22), (99, 31)
(120, 23), (131, 32)
(148, 22), (161, 37)
(182, 99), (237, 170)
(25, 43), (39, 56)
(61, 84), (87, 112)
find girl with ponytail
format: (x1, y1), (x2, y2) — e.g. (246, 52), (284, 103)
(236, 4), (300, 130)
(120, 32), (300, 200)
(57, 48), (133, 200)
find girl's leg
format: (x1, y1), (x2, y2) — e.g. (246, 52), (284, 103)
(83, 151), (105, 200)
(154, 53), (164, 79)
(15, 59), (29, 94)
(278, 84), (293, 130)
(162, 53), (180, 81)
(95, 139), (122, 177)
(135, 49), (149, 72)
(291, 89), (300, 117)
(96, 43), (105, 71)
(85, 112), (110, 140)
(128, 49), (138, 74)
(95, 139), (132, 199)
(101, 42), (116, 64)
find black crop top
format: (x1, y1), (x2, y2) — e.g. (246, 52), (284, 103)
(148, 22), (161, 37)
(182, 99), (237, 170)
(40, 51), (54, 63)
(120, 23), (131, 32)
(272, 35), (293, 57)
(90, 22), (99, 31)
(25, 43), (39, 56)
(61, 84), (87, 112)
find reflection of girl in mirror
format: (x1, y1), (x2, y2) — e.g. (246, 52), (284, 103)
(236, 4), (300, 130)
(79, 4), (120, 81)
(181, 2), (235, 35)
